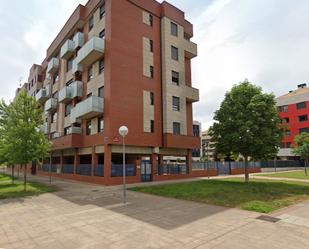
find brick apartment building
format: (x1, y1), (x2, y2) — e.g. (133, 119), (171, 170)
(15, 0), (201, 185)
(276, 83), (309, 160)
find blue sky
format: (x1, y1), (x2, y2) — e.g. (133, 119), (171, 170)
(1, 0), (309, 130)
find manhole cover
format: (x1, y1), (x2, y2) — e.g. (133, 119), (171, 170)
(256, 215), (281, 223)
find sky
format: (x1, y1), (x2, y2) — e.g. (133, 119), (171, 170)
(1, 0), (309, 130)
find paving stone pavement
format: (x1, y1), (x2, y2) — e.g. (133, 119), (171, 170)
(1, 174), (309, 249)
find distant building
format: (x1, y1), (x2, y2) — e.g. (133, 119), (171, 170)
(201, 130), (215, 161)
(192, 121), (201, 161)
(276, 83), (309, 160)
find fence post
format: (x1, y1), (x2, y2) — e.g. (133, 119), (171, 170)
(207, 161), (210, 179)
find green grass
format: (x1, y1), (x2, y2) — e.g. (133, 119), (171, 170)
(130, 178), (309, 213)
(259, 170), (309, 180)
(0, 173), (55, 200)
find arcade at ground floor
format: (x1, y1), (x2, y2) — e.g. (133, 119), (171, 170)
(24, 145), (218, 185)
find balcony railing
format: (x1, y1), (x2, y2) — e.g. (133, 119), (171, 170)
(73, 32), (84, 49)
(184, 40), (197, 59)
(44, 98), (58, 112)
(36, 88), (48, 103)
(59, 81), (83, 104)
(47, 58), (59, 74)
(185, 85), (199, 103)
(67, 126), (82, 135)
(71, 96), (103, 122)
(39, 123), (49, 134)
(60, 40), (75, 60)
(75, 37), (105, 67)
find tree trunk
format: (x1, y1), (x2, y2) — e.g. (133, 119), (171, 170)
(11, 165), (15, 184)
(305, 159), (308, 176)
(244, 156), (249, 182)
(23, 164), (27, 191)
(17, 165), (20, 178)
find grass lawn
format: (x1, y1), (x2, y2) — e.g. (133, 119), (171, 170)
(130, 178), (309, 213)
(259, 170), (309, 180)
(0, 174), (55, 200)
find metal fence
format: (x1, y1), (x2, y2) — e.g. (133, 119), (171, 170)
(94, 164), (104, 177)
(41, 164), (57, 172)
(111, 164), (136, 177)
(192, 162), (218, 171)
(157, 164), (188, 175)
(260, 160), (304, 168)
(62, 164), (74, 174)
(76, 164), (92, 176)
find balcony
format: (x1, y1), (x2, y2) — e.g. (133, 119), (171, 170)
(60, 40), (75, 60)
(184, 40), (197, 59)
(185, 86), (199, 103)
(44, 98), (58, 112)
(71, 96), (103, 122)
(73, 32), (84, 49)
(68, 126), (82, 135)
(40, 123), (49, 134)
(47, 58), (59, 74)
(59, 81), (83, 104)
(72, 58), (83, 74)
(163, 133), (200, 149)
(36, 88), (48, 103)
(75, 37), (105, 67)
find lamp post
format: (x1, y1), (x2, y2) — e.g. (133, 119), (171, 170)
(119, 126), (129, 204)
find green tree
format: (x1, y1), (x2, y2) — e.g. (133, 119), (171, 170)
(293, 133), (309, 176)
(0, 91), (51, 190)
(210, 80), (282, 182)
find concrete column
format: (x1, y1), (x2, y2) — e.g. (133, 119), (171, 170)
(187, 149), (193, 175)
(91, 146), (98, 176)
(74, 148), (79, 174)
(60, 150), (63, 173)
(104, 145), (112, 183)
(151, 153), (158, 176)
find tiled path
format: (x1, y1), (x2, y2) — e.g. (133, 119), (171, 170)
(1, 174), (309, 248)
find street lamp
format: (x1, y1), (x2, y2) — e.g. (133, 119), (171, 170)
(119, 126), (129, 204)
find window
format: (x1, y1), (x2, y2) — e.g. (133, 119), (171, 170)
(149, 14), (153, 26)
(171, 22), (178, 36)
(193, 124), (200, 137)
(98, 117), (104, 133)
(88, 65), (93, 81)
(65, 103), (72, 117)
(150, 92), (154, 105)
(99, 4), (105, 19)
(173, 122), (181, 134)
(300, 127), (309, 133)
(51, 112), (57, 123)
(150, 120), (154, 133)
(282, 117), (289, 123)
(286, 142), (292, 148)
(89, 16), (94, 31)
(172, 71), (179, 85)
(98, 86), (104, 97)
(172, 96), (180, 111)
(86, 120), (92, 135)
(99, 29), (105, 39)
(297, 102), (306, 109)
(150, 66), (154, 78)
(99, 58), (104, 74)
(171, 46), (178, 61)
(64, 127), (70, 136)
(67, 57), (73, 72)
(278, 105), (288, 112)
(298, 115), (308, 122)
(149, 39), (153, 52)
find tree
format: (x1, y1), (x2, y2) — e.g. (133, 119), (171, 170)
(210, 80), (283, 182)
(293, 133), (309, 176)
(0, 91), (51, 190)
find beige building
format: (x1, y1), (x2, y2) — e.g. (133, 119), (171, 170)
(201, 130), (215, 161)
